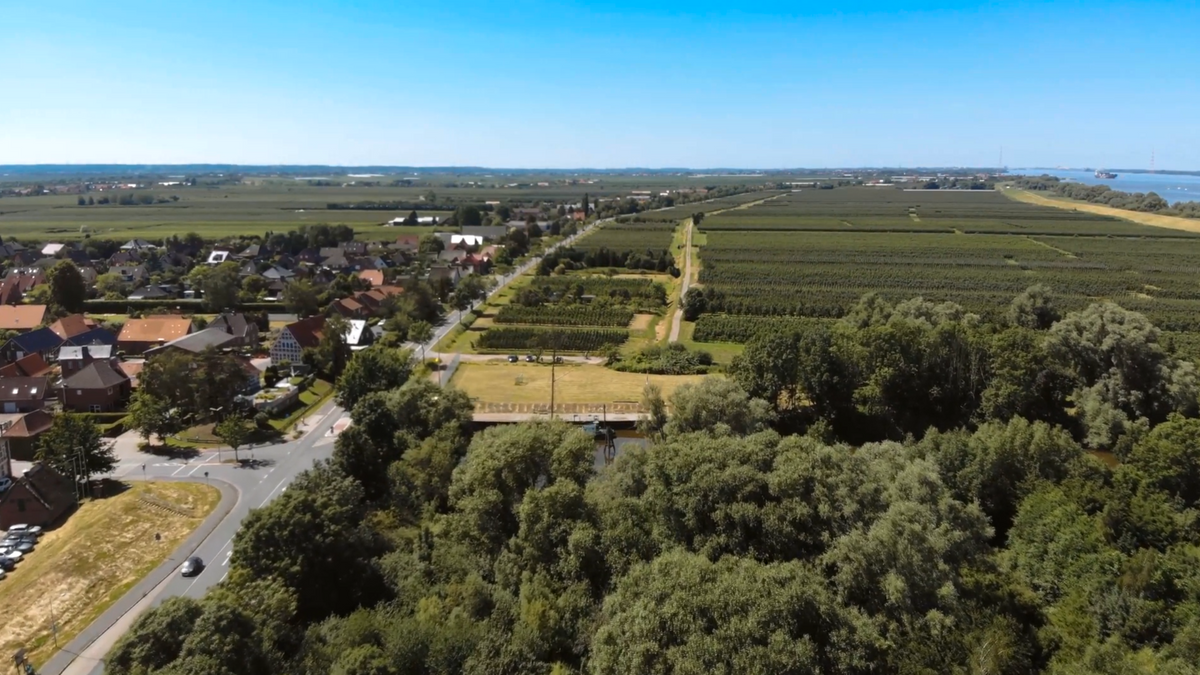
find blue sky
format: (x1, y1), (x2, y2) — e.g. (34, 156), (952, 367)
(2, 0), (1197, 169)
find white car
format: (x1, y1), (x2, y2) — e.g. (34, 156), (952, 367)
(1, 549), (21, 563)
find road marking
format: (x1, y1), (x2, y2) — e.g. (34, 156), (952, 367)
(222, 550), (232, 566)
(261, 477), (289, 505)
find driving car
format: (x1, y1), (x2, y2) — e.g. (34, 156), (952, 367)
(180, 556), (204, 577)
(507, 354), (519, 363)
(525, 354), (536, 362)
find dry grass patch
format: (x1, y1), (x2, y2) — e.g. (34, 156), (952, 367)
(0, 481), (220, 667)
(629, 313), (654, 331)
(450, 362), (707, 405)
(1005, 187), (1200, 234)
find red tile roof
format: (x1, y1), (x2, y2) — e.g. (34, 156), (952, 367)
(48, 314), (97, 339)
(0, 353), (52, 378)
(118, 317), (193, 344)
(0, 305), (47, 331)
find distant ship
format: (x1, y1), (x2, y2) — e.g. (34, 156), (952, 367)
(1095, 170), (1118, 179)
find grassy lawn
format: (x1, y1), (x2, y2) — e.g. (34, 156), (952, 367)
(269, 379), (334, 432)
(450, 361), (707, 405)
(677, 320), (744, 366)
(0, 481), (220, 668)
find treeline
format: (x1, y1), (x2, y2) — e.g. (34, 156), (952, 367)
(727, 286), (1197, 448)
(326, 200), (459, 212)
(1014, 175), (1200, 218)
(107, 330), (1200, 674)
(538, 247), (679, 274)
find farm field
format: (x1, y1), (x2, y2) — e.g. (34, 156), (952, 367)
(0, 176), (763, 241)
(450, 361), (706, 406)
(460, 274), (673, 354)
(690, 187), (1200, 337)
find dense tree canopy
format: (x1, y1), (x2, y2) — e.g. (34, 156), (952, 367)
(111, 288), (1200, 675)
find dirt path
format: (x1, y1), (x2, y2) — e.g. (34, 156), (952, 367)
(668, 217), (693, 342)
(1003, 186), (1200, 234)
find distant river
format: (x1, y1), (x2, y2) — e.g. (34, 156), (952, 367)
(1015, 169), (1200, 205)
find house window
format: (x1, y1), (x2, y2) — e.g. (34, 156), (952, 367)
(77, 390), (83, 396)
(17, 498), (25, 512)
(107, 387), (113, 394)
(89, 404), (103, 413)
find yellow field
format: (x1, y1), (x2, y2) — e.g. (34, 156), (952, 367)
(450, 362), (709, 404)
(0, 481), (220, 666)
(1004, 187), (1200, 234)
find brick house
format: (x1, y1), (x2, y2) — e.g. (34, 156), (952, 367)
(0, 353), (52, 378)
(61, 361), (131, 413)
(58, 344), (116, 375)
(0, 377), (51, 413)
(117, 317), (193, 355)
(0, 304), (48, 333)
(0, 327), (63, 364)
(0, 409), (53, 461)
(0, 462), (77, 530)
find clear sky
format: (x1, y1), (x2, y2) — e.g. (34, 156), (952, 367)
(2, 0), (1197, 169)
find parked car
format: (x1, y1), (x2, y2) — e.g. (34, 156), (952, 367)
(5, 524), (40, 537)
(8, 540), (34, 554)
(180, 556), (204, 577)
(507, 354), (519, 363)
(1, 549), (22, 563)
(0, 569), (6, 581)
(0, 557), (14, 571)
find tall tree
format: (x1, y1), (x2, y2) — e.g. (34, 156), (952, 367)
(215, 414), (251, 462)
(407, 320), (433, 361)
(48, 259), (87, 314)
(281, 279), (321, 317)
(37, 413), (117, 482)
(335, 346), (413, 410)
(200, 261), (241, 312)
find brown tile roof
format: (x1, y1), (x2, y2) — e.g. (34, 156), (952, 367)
(0, 376), (49, 402)
(0, 353), (52, 378)
(117, 361), (144, 388)
(0, 304), (47, 331)
(48, 314), (97, 339)
(357, 270), (385, 287)
(118, 317), (193, 344)
(63, 361), (129, 390)
(1, 409), (53, 438)
(284, 315), (326, 350)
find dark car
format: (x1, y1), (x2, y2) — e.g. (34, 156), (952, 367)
(180, 556), (205, 577)
(0, 556), (13, 571)
(507, 354), (519, 363)
(525, 354), (537, 362)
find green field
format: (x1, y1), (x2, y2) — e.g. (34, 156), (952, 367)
(0, 175), (767, 241)
(690, 187), (1200, 335)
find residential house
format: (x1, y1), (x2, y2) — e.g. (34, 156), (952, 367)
(345, 319), (374, 351)
(58, 345), (116, 375)
(428, 265), (464, 287)
(106, 250), (140, 267)
(61, 361), (131, 413)
(64, 249), (94, 268)
(48, 314), (98, 340)
(0, 327), (62, 364)
(41, 243), (66, 256)
(0, 354), (52, 378)
(117, 361), (144, 388)
(0, 305), (46, 333)
(63, 327), (117, 348)
(262, 265), (296, 282)
(206, 250), (232, 265)
(237, 243), (264, 260)
(296, 248), (322, 264)
(0, 409), (53, 461)
(341, 241), (368, 256)
(0, 462), (77, 530)
(128, 285), (171, 300)
(317, 248), (350, 271)
(393, 234), (421, 254)
(357, 270), (385, 287)
(117, 317), (193, 355)
(328, 297), (367, 319)
(120, 239), (157, 252)
(209, 313), (260, 348)
(438, 249), (469, 265)
(144, 327), (236, 357)
(269, 315), (325, 365)
(0, 270), (44, 305)
(0, 377), (50, 413)
(355, 285), (403, 315)
(110, 265), (148, 286)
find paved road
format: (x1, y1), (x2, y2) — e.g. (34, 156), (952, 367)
(47, 401), (347, 675)
(668, 217), (694, 343)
